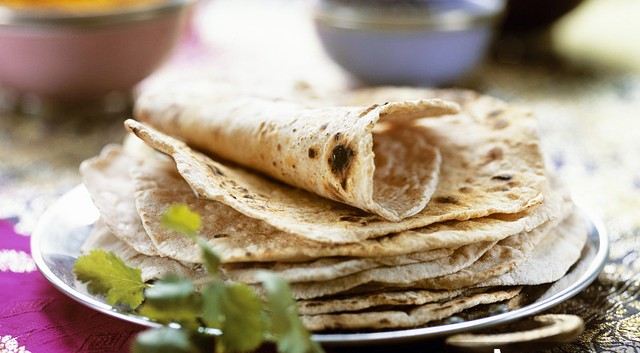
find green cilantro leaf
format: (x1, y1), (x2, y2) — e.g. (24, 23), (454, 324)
(75, 204), (324, 353)
(138, 275), (202, 330)
(133, 327), (215, 353)
(258, 271), (323, 353)
(73, 248), (148, 308)
(201, 281), (267, 352)
(195, 237), (221, 277)
(161, 204), (202, 238)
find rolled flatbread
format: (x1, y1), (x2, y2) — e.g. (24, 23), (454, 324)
(124, 86), (548, 244)
(134, 82), (460, 221)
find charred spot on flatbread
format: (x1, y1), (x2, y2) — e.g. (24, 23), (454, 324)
(207, 163), (226, 177)
(435, 195), (461, 205)
(492, 174), (513, 181)
(328, 143), (355, 191)
(483, 147), (504, 165)
(339, 214), (383, 226)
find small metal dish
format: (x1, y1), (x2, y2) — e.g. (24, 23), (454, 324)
(314, 0), (506, 86)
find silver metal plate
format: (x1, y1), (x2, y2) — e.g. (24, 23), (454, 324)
(31, 185), (609, 346)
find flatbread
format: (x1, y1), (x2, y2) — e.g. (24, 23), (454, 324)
(321, 201), (578, 303)
(477, 209), (588, 287)
(284, 210), (568, 300)
(124, 87), (546, 243)
(537, 227), (595, 302)
(228, 240), (495, 285)
(297, 288), (467, 316)
(300, 287), (522, 331)
(135, 80), (458, 221)
(221, 247), (455, 284)
(75, 83), (587, 336)
(128, 146), (567, 263)
(81, 219), (208, 283)
(80, 145), (160, 256)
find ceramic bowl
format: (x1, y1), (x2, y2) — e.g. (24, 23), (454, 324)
(0, 0), (195, 105)
(314, 0), (506, 86)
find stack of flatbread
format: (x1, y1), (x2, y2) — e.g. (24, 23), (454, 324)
(79, 82), (588, 332)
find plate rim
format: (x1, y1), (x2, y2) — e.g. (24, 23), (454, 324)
(30, 185), (609, 346)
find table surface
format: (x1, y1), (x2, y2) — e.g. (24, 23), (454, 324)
(2, 0), (640, 352)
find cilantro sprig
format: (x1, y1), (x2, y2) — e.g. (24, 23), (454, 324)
(74, 204), (323, 353)
(74, 248), (149, 308)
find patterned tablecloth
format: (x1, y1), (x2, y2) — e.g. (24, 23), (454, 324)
(1, 0), (639, 352)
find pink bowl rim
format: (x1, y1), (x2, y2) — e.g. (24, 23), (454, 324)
(0, 0), (196, 28)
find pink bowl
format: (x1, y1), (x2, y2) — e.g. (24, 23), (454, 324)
(0, 0), (195, 103)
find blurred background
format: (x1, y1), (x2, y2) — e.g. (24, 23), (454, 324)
(1, 0), (639, 350)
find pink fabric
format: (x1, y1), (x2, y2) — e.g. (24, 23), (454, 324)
(0, 220), (144, 353)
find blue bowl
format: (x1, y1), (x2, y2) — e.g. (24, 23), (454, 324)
(314, 0), (506, 86)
